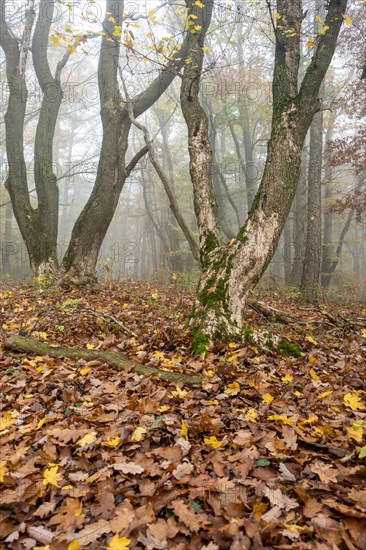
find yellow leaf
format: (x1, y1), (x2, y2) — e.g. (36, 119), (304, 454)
(262, 393), (274, 404)
(228, 342), (239, 349)
(245, 409), (258, 423)
(43, 465), (62, 487)
(108, 16), (116, 23)
(103, 436), (121, 448)
(131, 427), (147, 442)
(181, 421), (188, 440)
(317, 390), (333, 399)
(0, 412), (17, 432)
(306, 335), (317, 345)
(274, 12), (281, 19)
(62, 485), (74, 490)
(318, 25), (329, 35)
(157, 405), (169, 413)
(361, 328), (366, 338)
(225, 382), (240, 396)
(80, 366), (91, 375)
(50, 35), (61, 47)
(194, 0), (204, 7)
(347, 426), (364, 443)
(171, 387), (187, 399)
(267, 414), (296, 425)
(207, 399), (218, 405)
(204, 436), (223, 448)
(36, 418), (46, 430)
(194, 25), (202, 30)
(282, 374), (293, 383)
(0, 461), (8, 483)
(107, 535), (131, 550)
(86, 344), (95, 350)
(77, 432), (97, 446)
(315, 15), (324, 25)
(344, 393), (366, 411)
(68, 541), (81, 550)
(310, 368), (319, 381)
(343, 14), (352, 26)
(39, 332), (48, 340)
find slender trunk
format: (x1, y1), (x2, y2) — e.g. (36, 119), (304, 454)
(301, 103), (324, 296)
(289, 145), (308, 285)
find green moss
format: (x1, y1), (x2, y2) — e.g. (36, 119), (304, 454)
(191, 329), (210, 355)
(277, 338), (302, 358)
(242, 324), (254, 339)
(237, 226), (248, 243)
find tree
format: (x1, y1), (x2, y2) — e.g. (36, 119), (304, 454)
(181, 0), (348, 348)
(0, 0), (205, 280)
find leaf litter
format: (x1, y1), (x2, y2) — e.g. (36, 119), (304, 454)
(0, 281), (365, 549)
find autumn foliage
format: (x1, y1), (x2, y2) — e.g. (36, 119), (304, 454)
(0, 282), (365, 549)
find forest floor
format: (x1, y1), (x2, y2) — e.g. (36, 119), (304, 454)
(0, 281), (365, 550)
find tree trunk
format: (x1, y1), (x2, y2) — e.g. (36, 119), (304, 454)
(301, 92), (324, 297)
(60, 0), (208, 282)
(289, 145), (308, 285)
(180, 0), (347, 347)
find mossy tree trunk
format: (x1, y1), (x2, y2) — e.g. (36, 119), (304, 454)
(180, 0), (347, 348)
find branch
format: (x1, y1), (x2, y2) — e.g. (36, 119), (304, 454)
(122, 76), (200, 262)
(3, 335), (204, 386)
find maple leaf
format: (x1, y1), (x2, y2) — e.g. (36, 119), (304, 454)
(107, 535), (131, 550)
(344, 393), (366, 411)
(103, 436), (121, 447)
(131, 427), (147, 441)
(204, 436), (223, 449)
(262, 393), (274, 404)
(43, 465), (62, 487)
(171, 386), (187, 399)
(77, 432), (97, 446)
(0, 411), (17, 432)
(225, 381), (240, 395)
(68, 541), (80, 550)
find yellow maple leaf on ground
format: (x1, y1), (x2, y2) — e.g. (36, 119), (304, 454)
(43, 465), (62, 487)
(107, 535), (130, 550)
(267, 414), (296, 425)
(262, 393), (274, 404)
(245, 409), (258, 423)
(204, 436), (223, 449)
(131, 427), (147, 441)
(77, 432), (97, 446)
(68, 541), (81, 550)
(347, 426), (364, 443)
(171, 387), (187, 399)
(225, 381), (240, 396)
(0, 412), (17, 432)
(103, 436), (120, 447)
(344, 393), (366, 411)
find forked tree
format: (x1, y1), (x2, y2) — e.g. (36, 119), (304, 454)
(180, 0), (348, 350)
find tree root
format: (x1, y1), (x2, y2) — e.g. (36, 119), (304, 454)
(2, 335), (204, 386)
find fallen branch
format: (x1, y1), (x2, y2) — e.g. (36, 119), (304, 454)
(248, 298), (302, 325)
(3, 335), (204, 386)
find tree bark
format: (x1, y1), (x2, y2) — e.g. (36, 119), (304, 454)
(60, 0), (208, 281)
(3, 335), (203, 386)
(0, 0), (74, 277)
(181, 0), (347, 347)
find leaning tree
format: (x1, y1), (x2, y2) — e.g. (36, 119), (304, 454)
(180, 0), (348, 350)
